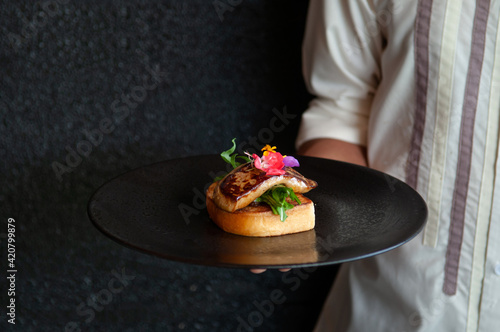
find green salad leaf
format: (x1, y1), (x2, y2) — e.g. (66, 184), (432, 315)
(214, 138), (250, 181)
(221, 138), (250, 169)
(255, 185), (301, 222)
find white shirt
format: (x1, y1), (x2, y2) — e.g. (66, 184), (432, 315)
(297, 1), (500, 331)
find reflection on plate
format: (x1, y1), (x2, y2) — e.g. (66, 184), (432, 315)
(211, 230), (318, 266)
(88, 155), (427, 269)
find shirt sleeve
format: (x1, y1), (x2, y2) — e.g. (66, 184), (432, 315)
(296, 0), (386, 149)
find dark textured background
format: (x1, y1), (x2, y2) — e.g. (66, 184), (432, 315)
(0, 1), (338, 331)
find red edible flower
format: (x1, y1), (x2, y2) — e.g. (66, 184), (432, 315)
(252, 152), (286, 176)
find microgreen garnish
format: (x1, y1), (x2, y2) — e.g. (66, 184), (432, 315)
(255, 185), (301, 222)
(220, 138), (251, 169)
(214, 138), (251, 181)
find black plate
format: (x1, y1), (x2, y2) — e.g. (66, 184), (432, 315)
(88, 155), (427, 269)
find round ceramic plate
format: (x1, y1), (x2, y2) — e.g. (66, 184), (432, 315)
(88, 155), (427, 269)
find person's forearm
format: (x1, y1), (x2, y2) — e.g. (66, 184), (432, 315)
(297, 138), (368, 167)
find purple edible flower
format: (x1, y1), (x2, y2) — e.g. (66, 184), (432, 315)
(283, 156), (300, 168)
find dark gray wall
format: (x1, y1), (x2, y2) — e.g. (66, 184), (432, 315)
(1, 1), (338, 331)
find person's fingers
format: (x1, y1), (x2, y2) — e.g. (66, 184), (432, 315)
(250, 268), (291, 274)
(250, 268), (267, 274)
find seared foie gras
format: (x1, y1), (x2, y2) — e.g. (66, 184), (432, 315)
(213, 162), (317, 212)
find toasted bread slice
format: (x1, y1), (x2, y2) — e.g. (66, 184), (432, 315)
(206, 182), (315, 237)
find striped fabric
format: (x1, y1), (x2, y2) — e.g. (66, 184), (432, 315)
(411, 0), (493, 297)
(443, 0), (491, 296)
(466, 3), (500, 331)
(423, 0), (463, 248)
(406, 0), (432, 190)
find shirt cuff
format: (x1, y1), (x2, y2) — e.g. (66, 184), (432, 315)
(295, 97), (371, 150)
